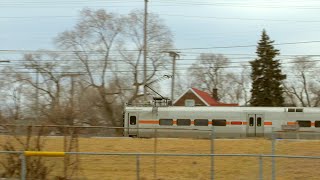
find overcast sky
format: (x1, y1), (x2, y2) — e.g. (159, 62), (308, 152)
(1, 0), (320, 94)
(1, 1), (320, 51)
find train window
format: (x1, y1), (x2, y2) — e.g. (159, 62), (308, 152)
(249, 117), (254, 126)
(177, 119), (191, 126)
(315, 121), (320, 128)
(297, 120), (311, 127)
(159, 119), (173, 126)
(212, 119), (226, 126)
(122, 113), (125, 127)
(288, 108), (304, 112)
(257, 117), (262, 127)
(194, 119), (208, 126)
(129, 116), (136, 125)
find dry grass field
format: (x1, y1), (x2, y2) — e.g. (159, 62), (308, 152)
(1, 136), (320, 180)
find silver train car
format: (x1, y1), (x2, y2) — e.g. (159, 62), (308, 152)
(123, 106), (320, 138)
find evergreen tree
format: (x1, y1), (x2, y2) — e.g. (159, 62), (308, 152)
(250, 29), (286, 106)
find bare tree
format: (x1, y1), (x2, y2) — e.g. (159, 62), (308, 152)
(0, 67), (33, 122)
(187, 53), (246, 103)
(223, 64), (251, 105)
(55, 9), (174, 127)
(0, 126), (53, 179)
(190, 54), (229, 89)
(1, 52), (100, 129)
(119, 10), (173, 104)
(20, 53), (75, 125)
(55, 9), (125, 127)
(7, 86), (23, 121)
(2, 8), (174, 129)
(283, 56), (320, 107)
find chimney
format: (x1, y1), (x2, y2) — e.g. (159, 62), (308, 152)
(212, 88), (219, 101)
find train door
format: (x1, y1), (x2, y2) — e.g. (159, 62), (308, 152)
(247, 114), (264, 137)
(128, 113), (139, 137)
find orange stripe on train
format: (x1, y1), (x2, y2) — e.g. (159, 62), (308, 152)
(139, 120), (273, 125)
(139, 120), (158, 124)
(287, 122), (297, 125)
(231, 121), (242, 125)
(287, 122), (315, 126)
(264, 122), (272, 125)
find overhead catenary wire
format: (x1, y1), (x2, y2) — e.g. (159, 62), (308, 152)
(0, 0), (320, 10)
(0, 70), (313, 80)
(160, 14), (320, 23)
(4, 57), (320, 65)
(1, 40), (320, 53)
(2, 54), (320, 71)
(1, 13), (320, 24)
(3, 51), (320, 59)
(2, 57), (319, 72)
(0, 1), (319, 71)
(1, 1), (319, 58)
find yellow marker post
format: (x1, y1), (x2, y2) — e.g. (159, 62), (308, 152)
(24, 151), (65, 157)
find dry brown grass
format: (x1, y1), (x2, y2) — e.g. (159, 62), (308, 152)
(1, 136), (320, 180)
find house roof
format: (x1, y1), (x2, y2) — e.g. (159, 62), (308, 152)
(173, 87), (238, 106)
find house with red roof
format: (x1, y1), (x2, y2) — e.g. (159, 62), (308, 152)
(173, 88), (238, 106)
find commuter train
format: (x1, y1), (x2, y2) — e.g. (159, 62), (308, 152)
(123, 105), (320, 138)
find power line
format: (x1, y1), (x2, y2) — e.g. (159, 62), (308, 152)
(1, 1), (320, 10)
(5, 56), (320, 64)
(0, 16), (76, 19)
(1, 40), (320, 53)
(3, 58), (320, 72)
(2, 69), (317, 79)
(173, 40), (320, 50)
(1, 13), (320, 24)
(160, 14), (320, 23)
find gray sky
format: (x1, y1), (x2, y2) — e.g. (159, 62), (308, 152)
(1, 0), (320, 92)
(1, 0), (320, 52)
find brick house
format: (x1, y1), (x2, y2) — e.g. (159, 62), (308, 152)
(173, 88), (238, 106)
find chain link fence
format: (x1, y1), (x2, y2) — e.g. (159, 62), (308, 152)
(0, 125), (320, 179)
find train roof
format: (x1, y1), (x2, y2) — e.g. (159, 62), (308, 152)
(125, 106), (320, 113)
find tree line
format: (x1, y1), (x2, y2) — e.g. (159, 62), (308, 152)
(0, 8), (319, 128)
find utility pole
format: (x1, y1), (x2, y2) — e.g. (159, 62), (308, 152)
(61, 73), (82, 179)
(143, 0), (148, 101)
(36, 65), (39, 122)
(167, 51), (180, 101)
(69, 74), (77, 121)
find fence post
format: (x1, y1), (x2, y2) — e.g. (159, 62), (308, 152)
(154, 127), (157, 179)
(271, 128), (276, 180)
(64, 126), (68, 179)
(259, 155), (263, 180)
(211, 125), (215, 180)
(136, 154), (140, 180)
(20, 153), (26, 180)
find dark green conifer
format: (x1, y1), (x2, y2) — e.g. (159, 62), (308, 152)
(250, 29), (286, 106)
